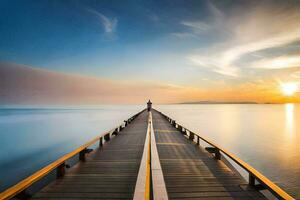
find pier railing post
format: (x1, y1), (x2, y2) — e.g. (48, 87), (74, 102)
(112, 128), (118, 136)
(189, 131), (195, 141)
(56, 162), (66, 178)
(177, 125), (181, 131)
(205, 147), (221, 160)
(249, 174), (256, 186)
(182, 127), (186, 135)
(79, 148), (87, 161)
(79, 148), (93, 162)
(173, 121), (176, 127)
(104, 133), (110, 142)
(215, 149), (221, 160)
(197, 136), (200, 145)
(99, 137), (103, 147)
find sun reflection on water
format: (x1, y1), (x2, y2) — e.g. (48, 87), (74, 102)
(285, 103), (295, 137)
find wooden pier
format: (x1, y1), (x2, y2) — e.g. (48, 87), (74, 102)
(152, 110), (266, 199)
(0, 108), (294, 200)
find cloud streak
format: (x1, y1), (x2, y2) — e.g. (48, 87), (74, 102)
(1, 62), (298, 105)
(0, 62), (199, 105)
(181, 21), (211, 32)
(251, 56), (300, 69)
(87, 9), (117, 37)
(184, 1), (300, 77)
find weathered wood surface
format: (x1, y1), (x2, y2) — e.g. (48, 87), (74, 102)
(151, 110), (267, 200)
(133, 113), (150, 200)
(31, 111), (148, 200)
(149, 112), (168, 200)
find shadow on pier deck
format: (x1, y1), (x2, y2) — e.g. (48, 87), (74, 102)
(0, 108), (294, 200)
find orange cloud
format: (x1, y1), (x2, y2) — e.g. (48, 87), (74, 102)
(1, 62), (298, 105)
(0, 62), (193, 104)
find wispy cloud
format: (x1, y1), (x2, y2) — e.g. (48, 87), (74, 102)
(0, 62), (200, 104)
(184, 1), (300, 77)
(172, 1), (224, 39)
(2, 62), (298, 104)
(87, 9), (117, 38)
(171, 32), (197, 39)
(251, 56), (300, 69)
(181, 21), (211, 32)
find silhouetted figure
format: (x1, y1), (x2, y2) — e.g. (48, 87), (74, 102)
(147, 100), (152, 111)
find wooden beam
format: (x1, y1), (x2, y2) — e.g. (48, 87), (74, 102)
(150, 112), (169, 200)
(133, 114), (151, 200)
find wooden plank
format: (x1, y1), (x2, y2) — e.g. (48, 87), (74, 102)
(150, 112), (169, 200)
(133, 112), (151, 200)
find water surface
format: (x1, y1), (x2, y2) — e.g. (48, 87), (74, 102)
(156, 104), (300, 198)
(0, 105), (143, 191)
(1, 104), (299, 198)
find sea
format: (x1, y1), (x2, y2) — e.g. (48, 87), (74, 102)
(0, 104), (299, 198)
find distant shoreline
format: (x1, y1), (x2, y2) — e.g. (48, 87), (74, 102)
(178, 101), (275, 104)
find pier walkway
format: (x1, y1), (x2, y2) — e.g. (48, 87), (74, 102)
(31, 111), (148, 200)
(152, 110), (266, 200)
(0, 108), (294, 200)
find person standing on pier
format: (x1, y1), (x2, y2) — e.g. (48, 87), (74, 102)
(147, 100), (152, 111)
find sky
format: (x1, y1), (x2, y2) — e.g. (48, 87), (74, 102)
(1, 0), (300, 105)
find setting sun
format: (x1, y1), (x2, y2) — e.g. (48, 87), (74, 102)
(281, 83), (298, 96)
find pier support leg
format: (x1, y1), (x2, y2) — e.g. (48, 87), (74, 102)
(197, 136), (200, 145)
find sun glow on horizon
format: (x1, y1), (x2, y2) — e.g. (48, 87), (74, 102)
(281, 83), (298, 96)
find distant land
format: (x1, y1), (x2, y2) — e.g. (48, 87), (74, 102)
(179, 101), (260, 104)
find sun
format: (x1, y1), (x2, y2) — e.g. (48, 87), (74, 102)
(281, 83), (298, 96)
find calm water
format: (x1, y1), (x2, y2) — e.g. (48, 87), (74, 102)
(156, 104), (300, 198)
(0, 104), (300, 198)
(0, 105), (143, 191)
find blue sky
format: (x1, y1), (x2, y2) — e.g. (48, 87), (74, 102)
(1, 0), (300, 104)
(0, 0), (219, 82)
